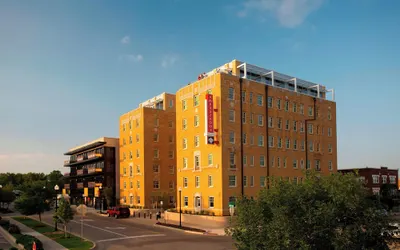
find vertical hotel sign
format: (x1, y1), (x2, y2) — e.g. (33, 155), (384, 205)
(205, 93), (215, 144)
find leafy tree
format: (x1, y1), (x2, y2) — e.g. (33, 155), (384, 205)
(54, 197), (74, 238)
(14, 194), (46, 222)
(380, 183), (398, 211)
(103, 187), (114, 208)
(0, 184), (16, 209)
(227, 171), (390, 250)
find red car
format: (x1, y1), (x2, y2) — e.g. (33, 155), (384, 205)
(107, 207), (130, 218)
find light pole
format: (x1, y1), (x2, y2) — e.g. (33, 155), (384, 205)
(99, 186), (103, 213)
(178, 187), (182, 228)
(54, 185), (59, 231)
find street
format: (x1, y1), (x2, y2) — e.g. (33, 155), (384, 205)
(40, 212), (235, 250)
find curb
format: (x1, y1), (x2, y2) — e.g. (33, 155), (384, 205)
(153, 223), (212, 235)
(0, 224), (23, 249)
(29, 216), (97, 250)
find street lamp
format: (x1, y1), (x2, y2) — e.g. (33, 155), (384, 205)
(178, 187), (182, 228)
(99, 185), (103, 213)
(54, 185), (59, 231)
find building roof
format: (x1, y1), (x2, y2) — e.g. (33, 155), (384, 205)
(64, 137), (119, 155)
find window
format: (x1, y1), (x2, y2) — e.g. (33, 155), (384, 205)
(169, 135), (174, 143)
(183, 177), (188, 187)
(228, 87), (235, 100)
(194, 115), (199, 127)
(285, 120), (290, 130)
(195, 176), (200, 188)
(286, 138), (290, 149)
(182, 138), (188, 149)
(293, 103), (297, 112)
(182, 119), (187, 130)
(136, 134), (140, 142)
(268, 117), (273, 128)
(301, 141), (305, 151)
(209, 197), (215, 208)
(308, 107), (313, 116)
(136, 165), (140, 173)
(243, 155), (247, 165)
(136, 149), (140, 158)
(194, 155), (200, 170)
(249, 92), (253, 103)
(123, 167), (127, 175)
(306, 160), (311, 170)
(229, 152), (235, 167)
(316, 126), (320, 135)
(260, 176), (266, 187)
(300, 104), (304, 114)
(260, 156), (265, 167)
(257, 95), (263, 106)
(137, 180), (140, 189)
(123, 124), (126, 131)
(316, 143), (320, 152)
(129, 195), (133, 204)
(250, 135), (254, 145)
(293, 160), (298, 169)
(250, 155), (255, 166)
(137, 196), (141, 204)
(268, 136), (274, 147)
(283, 157), (287, 168)
(277, 118), (282, 129)
(169, 150), (174, 159)
(194, 136), (200, 147)
(258, 135), (264, 146)
(154, 149), (159, 158)
(328, 110), (332, 120)
(182, 100), (187, 110)
(153, 164), (160, 173)
(169, 166), (174, 174)
(225, 130), (234, 144)
(242, 133), (247, 144)
(129, 135), (133, 144)
(372, 175), (379, 184)
(169, 181), (174, 190)
(293, 121), (297, 131)
(129, 151), (133, 160)
(193, 95), (200, 106)
(169, 99), (174, 108)
(243, 176), (247, 187)
(270, 157), (275, 168)
(153, 133), (159, 142)
(184, 197), (188, 207)
(129, 166), (133, 177)
(208, 153), (213, 165)
(277, 157), (281, 168)
(153, 180), (160, 189)
(183, 158), (188, 169)
(390, 176), (396, 184)
(277, 137), (282, 148)
(300, 160), (304, 169)
(267, 96), (273, 108)
(309, 141), (314, 152)
(277, 99), (281, 109)
(242, 91), (246, 102)
(315, 160), (321, 171)
(250, 176), (254, 187)
(300, 122), (304, 133)
(308, 124), (313, 134)
(284, 101), (289, 111)
(258, 115), (264, 126)
(328, 161), (333, 171)
(229, 175), (237, 187)
(229, 110), (235, 122)
(208, 175), (213, 187)
(242, 112), (247, 124)
(293, 140), (297, 150)
(328, 128), (332, 137)
(328, 144), (332, 153)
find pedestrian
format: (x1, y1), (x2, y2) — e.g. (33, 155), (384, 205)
(156, 211), (161, 220)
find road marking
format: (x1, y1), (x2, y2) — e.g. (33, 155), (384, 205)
(79, 219), (94, 222)
(96, 234), (165, 243)
(71, 220), (127, 237)
(105, 227), (126, 230)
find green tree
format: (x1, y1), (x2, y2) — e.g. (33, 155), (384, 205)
(14, 194), (46, 221)
(54, 197), (74, 238)
(103, 187), (114, 208)
(0, 184), (16, 209)
(227, 171), (390, 250)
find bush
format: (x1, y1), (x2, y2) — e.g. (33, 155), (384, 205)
(8, 224), (20, 234)
(9, 247), (18, 250)
(15, 234), (44, 250)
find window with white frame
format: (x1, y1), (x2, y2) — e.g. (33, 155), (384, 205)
(137, 196), (141, 204)
(293, 103), (297, 112)
(278, 137), (282, 148)
(209, 197), (215, 208)
(154, 149), (159, 158)
(183, 138), (187, 149)
(229, 175), (237, 187)
(390, 176), (396, 184)
(328, 128), (332, 137)
(208, 153), (213, 165)
(250, 113), (254, 124)
(129, 166), (133, 177)
(194, 155), (200, 170)
(268, 136), (274, 147)
(129, 151), (133, 160)
(300, 160), (304, 169)
(258, 135), (264, 146)
(301, 141), (305, 151)
(372, 175), (379, 184)
(242, 91), (246, 102)
(182, 119), (187, 130)
(300, 122), (304, 133)
(242, 133), (247, 144)
(229, 110), (235, 122)
(136, 149), (140, 158)
(284, 101), (289, 111)
(285, 120), (290, 130)
(306, 160), (311, 169)
(286, 138), (290, 149)
(257, 95), (263, 106)
(277, 99), (281, 109)
(229, 152), (235, 167)
(123, 181), (126, 189)
(293, 159), (298, 169)
(137, 180), (140, 188)
(260, 155), (265, 167)
(153, 164), (160, 173)
(243, 155), (247, 166)
(194, 115), (199, 127)
(183, 158), (188, 169)
(293, 140), (297, 150)
(270, 157), (275, 168)
(258, 115), (264, 126)
(193, 95), (200, 107)
(153, 180), (160, 189)
(308, 124), (313, 134)
(229, 131), (235, 143)
(382, 175), (387, 184)
(277, 157), (281, 168)
(249, 92), (253, 103)
(208, 175), (213, 187)
(243, 176), (247, 187)
(228, 87), (234, 100)
(183, 177), (188, 187)
(328, 144), (332, 153)
(315, 160), (321, 171)
(309, 141), (314, 152)
(277, 118), (282, 129)
(184, 196), (188, 207)
(136, 165), (140, 173)
(308, 106), (313, 116)
(283, 157), (287, 168)
(242, 112), (246, 124)
(194, 136), (200, 147)
(328, 161), (333, 171)
(293, 121), (297, 131)
(169, 99), (174, 108)
(195, 176), (200, 188)
(328, 110), (332, 120)
(267, 96), (273, 108)
(268, 117), (273, 128)
(182, 100), (187, 110)
(260, 176), (266, 187)
(250, 135), (254, 145)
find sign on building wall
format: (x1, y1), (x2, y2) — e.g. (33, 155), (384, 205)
(205, 93), (215, 144)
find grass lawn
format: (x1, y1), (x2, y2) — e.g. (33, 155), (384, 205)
(13, 217), (93, 250)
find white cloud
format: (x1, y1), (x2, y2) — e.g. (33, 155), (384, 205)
(161, 55), (178, 68)
(119, 54), (143, 63)
(238, 0), (324, 28)
(121, 35), (130, 44)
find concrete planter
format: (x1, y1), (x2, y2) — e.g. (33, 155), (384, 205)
(164, 211), (230, 229)
(0, 225), (25, 249)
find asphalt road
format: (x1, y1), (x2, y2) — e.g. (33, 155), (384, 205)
(40, 212), (235, 250)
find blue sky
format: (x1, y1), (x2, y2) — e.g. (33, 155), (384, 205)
(0, 0), (399, 174)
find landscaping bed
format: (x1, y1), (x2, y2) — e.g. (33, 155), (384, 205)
(155, 221), (206, 233)
(0, 217), (43, 250)
(13, 217), (93, 250)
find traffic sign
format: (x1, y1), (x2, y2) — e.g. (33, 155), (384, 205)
(207, 136), (214, 144)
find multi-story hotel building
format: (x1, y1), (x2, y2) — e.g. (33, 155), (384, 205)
(175, 59), (337, 215)
(119, 92), (176, 209)
(63, 137), (119, 207)
(339, 166), (398, 195)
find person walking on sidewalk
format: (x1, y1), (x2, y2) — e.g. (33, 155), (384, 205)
(156, 211), (161, 221)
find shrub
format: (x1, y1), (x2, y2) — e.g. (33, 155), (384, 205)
(8, 224), (20, 234)
(15, 234), (44, 250)
(9, 247), (19, 250)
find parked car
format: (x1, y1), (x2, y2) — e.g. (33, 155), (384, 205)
(107, 207), (130, 219)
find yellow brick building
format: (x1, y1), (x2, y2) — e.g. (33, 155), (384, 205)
(175, 60), (337, 216)
(119, 92), (177, 209)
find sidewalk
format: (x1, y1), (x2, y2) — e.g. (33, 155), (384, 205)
(9, 218), (67, 250)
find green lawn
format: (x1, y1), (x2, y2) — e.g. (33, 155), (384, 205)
(12, 217), (93, 250)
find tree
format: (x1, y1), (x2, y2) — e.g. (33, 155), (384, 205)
(54, 197), (74, 238)
(0, 185), (16, 209)
(380, 183), (398, 211)
(227, 171), (390, 250)
(103, 187), (114, 208)
(14, 194), (46, 222)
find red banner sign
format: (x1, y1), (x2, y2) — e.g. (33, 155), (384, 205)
(206, 94), (214, 134)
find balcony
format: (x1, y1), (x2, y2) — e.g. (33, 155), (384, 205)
(88, 182), (96, 188)
(77, 169), (84, 176)
(77, 183), (84, 189)
(65, 154), (104, 167)
(64, 184), (70, 189)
